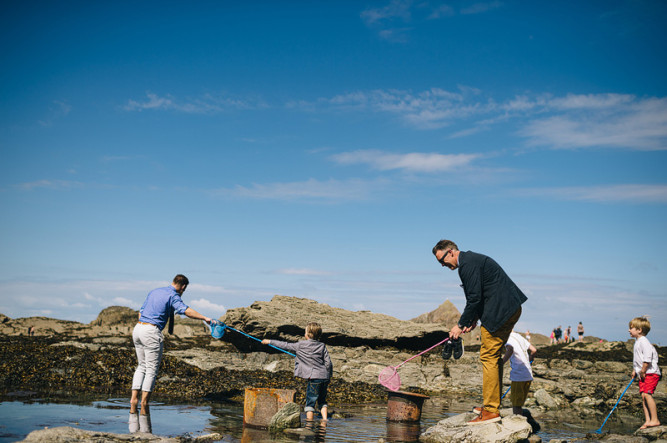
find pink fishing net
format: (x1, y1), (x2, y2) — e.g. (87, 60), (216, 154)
(378, 366), (401, 391)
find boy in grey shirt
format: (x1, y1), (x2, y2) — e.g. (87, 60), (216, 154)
(263, 322), (333, 421)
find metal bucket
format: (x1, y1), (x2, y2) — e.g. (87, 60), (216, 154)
(386, 390), (430, 422)
(243, 387), (296, 429)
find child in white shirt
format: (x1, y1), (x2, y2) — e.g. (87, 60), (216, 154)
(503, 331), (538, 416)
(629, 317), (661, 430)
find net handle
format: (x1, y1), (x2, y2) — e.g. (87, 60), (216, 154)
(394, 336), (450, 370)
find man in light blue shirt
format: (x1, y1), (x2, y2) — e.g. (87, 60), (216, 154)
(130, 274), (213, 417)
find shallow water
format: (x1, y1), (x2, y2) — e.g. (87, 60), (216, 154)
(0, 394), (642, 442)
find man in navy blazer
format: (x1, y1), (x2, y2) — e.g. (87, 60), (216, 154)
(433, 239), (527, 425)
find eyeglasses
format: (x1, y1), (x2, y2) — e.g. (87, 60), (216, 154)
(437, 250), (451, 265)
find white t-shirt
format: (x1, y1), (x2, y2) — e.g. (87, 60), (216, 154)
(633, 336), (661, 375)
(506, 332), (533, 382)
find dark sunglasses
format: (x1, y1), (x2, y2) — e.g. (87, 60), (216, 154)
(437, 250), (451, 265)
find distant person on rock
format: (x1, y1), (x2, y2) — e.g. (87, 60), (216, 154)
(262, 322), (333, 421)
(628, 316), (661, 430)
(433, 239), (527, 425)
(566, 325), (572, 343)
(577, 321), (584, 342)
(130, 274), (214, 416)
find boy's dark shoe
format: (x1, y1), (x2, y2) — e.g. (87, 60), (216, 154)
(442, 337), (454, 360)
(452, 337), (464, 359)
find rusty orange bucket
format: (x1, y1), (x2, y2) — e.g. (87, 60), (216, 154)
(243, 387), (297, 429)
(386, 390), (430, 422)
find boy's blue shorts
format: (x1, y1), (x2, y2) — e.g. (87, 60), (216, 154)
(304, 379), (329, 412)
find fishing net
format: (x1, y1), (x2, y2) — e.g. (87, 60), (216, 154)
(378, 366), (401, 391)
(207, 320), (226, 339)
(377, 336), (451, 392)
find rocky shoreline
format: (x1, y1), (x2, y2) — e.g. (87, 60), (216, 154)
(2, 296), (666, 442)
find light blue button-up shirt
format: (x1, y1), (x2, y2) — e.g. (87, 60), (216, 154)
(139, 285), (189, 330)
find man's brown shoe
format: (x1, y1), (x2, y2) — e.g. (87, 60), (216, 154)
(467, 410), (501, 425)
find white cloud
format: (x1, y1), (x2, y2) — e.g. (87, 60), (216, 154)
(519, 95), (667, 150)
(322, 88), (487, 129)
(189, 283), (229, 294)
(300, 89), (667, 151)
(514, 184), (667, 203)
(361, 1), (504, 40)
(360, 0), (412, 26)
(124, 92), (265, 114)
(188, 298), (226, 317)
(460, 1), (503, 15)
(212, 178), (387, 202)
(330, 150), (480, 173)
(38, 100), (71, 127)
(15, 179), (84, 191)
(275, 268), (332, 276)
(112, 297), (140, 308)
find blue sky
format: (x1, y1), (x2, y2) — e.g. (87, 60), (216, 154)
(2, 0), (666, 345)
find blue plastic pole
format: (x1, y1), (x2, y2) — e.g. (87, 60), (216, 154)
(595, 377), (634, 433)
(226, 326), (296, 357)
(501, 386), (511, 399)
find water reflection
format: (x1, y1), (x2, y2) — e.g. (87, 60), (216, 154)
(0, 394), (645, 443)
(385, 421), (421, 442)
(128, 411), (152, 434)
(240, 419), (329, 443)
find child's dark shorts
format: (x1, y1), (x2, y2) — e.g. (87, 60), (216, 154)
(304, 379), (329, 412)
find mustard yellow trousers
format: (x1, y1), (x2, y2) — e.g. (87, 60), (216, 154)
(479, 307), (522, 414)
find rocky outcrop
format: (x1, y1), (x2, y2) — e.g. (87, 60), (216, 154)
(0, 315), (84, 336)
(420, 410), (532, 443)
(222, 295), (450, 351)
(19, 426), (222, 442)
(91, 306), (138, 327)
(2, 296), (666, 420)
(0, 308), (210, 339)
(410, 299), (460, 326)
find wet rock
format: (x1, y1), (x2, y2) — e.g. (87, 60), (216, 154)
(572, 396), (603, 409)
(269, 401), (301, 430)
(420, 411), (532, 443)
(594, 434), (650, 442)
(534, 389), (559, 409)
(19, 425), (223, 442)
(635, 424), (667, 440)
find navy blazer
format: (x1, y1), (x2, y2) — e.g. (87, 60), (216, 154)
(457, 250), (527, 333)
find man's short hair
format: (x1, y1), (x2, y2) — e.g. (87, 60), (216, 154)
(173, 274), (190, 287)
(306, 322), (322, 340)
(629, 317), (651, 335)
(432, 239), (459, 256)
